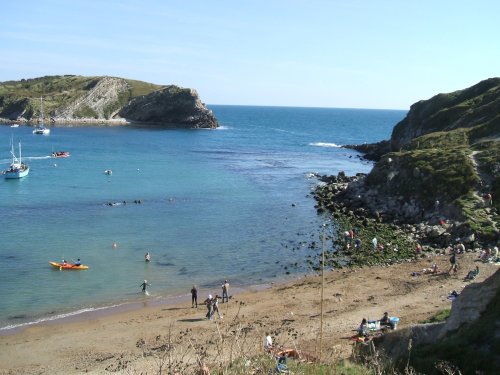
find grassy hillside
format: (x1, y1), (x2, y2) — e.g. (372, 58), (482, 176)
(0, 75), (163, 120)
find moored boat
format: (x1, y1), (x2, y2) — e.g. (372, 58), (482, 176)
(4, 140), (30, 179)
(33, 97), (50, 135)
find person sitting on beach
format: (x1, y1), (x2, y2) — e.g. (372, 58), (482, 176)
(358, 318), (369, 337)
(480, 248), (492, 262)
(464, 266), (480, 281)
(380, 312), (395, 329)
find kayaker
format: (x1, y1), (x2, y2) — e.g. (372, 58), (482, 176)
(74, 258), (81, 266)
(62, 259), (68, 266)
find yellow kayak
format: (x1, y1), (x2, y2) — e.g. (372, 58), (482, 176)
(49, 261), (89, 270)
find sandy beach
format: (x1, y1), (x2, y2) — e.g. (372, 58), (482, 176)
(0, 252), (497, 374)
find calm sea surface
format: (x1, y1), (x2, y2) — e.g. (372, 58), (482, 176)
(0, 105), (405, 332)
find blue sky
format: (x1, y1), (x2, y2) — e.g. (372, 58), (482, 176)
(1, 0), (499, 109)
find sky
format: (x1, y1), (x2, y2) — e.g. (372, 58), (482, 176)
(1, 0), (499, 110)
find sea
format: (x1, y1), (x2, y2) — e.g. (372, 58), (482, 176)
(0, 105), (405, 333)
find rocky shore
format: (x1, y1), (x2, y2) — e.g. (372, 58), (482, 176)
(313, 171), (496, 268)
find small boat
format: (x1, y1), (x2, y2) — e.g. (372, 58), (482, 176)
(51, 151), (70, 158)
(4, 140), (30, 179)
(33, 97), (50, 135)
(10, 124), (19, 128)
(49, 261), (89, 270)
(104, 169), (112, 175)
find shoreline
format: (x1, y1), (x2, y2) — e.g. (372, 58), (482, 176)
(1, 252), (496, 374)
(0, 281), (273, 337)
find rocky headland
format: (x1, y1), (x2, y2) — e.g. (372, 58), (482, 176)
(314, 78), (500, 266)
(0, 75), (218, 128)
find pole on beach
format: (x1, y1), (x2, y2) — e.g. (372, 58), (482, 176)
(319, 225), (325, 361)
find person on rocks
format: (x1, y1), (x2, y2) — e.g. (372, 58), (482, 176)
(191, 285), (198, 308)
(372, 237), (378, 250)
(415, 243), (422, 256)
(343, 231), (351, 246)
(484, 192), (492, 207)
(354, 238), (362, 250)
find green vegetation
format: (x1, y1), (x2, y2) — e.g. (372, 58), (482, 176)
(421, 309), (451, 324)
(209, 355), (372, 375)
(0, 75), (164, 119)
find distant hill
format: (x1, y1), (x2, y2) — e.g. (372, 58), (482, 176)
(321, 78), (500, 244)
(0, 75), (218, 128)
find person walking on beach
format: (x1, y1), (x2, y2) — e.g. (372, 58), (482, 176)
(212, 295), (222, 319)
(191, 285), (198, 308)
(140, 280), (151, 295)
(204, 294), (213, 320)
(222, 280), (229, 303)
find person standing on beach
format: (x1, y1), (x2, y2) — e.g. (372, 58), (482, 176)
(222, 280), (229, 303)
(448, 250), (458, 274)
(191, 285), (198, 308)
(212, 295), (222, 319)
(204, 294), (213, 320)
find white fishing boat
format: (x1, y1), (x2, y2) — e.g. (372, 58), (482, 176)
(4, 140), (30, 179)
(33, 97), (50, 135)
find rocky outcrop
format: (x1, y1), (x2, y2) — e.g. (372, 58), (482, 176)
(118, 86), (218, 128)
(322, 79), (500, 245)
(0, 75), (218, 128)
(53, 77), (129, 120)
(367, 270), (500, 369)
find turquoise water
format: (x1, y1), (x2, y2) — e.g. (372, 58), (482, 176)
(0, 106), (405, 331)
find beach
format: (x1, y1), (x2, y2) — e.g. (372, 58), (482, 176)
(1, 251), (496, 374)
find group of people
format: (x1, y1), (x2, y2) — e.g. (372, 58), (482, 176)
(139, 251), (232, 318)
(343, 229), (362, 250)
(203, 294), (222, 320)
(479, 246), (499, 263)
(358, 312), (397, 338)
